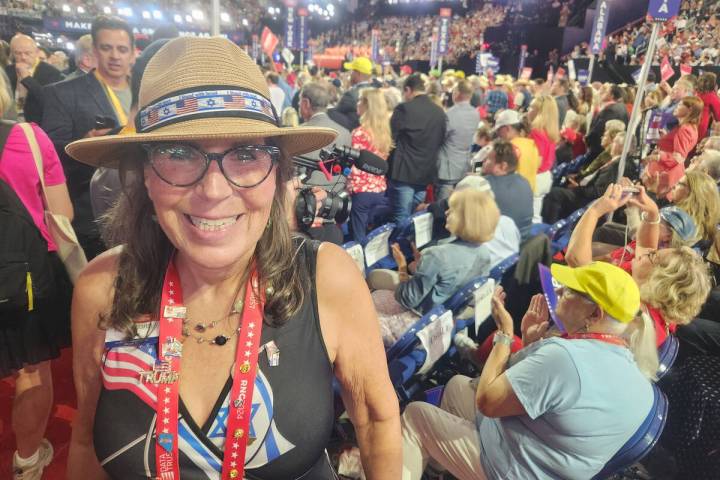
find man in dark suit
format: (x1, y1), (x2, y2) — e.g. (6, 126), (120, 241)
(6, 34), (63, 123)
(585, 85), (628, 162)
(387, 73), (447, 223)
(42, 15), (134, 260)
(327, 57), (373, 131)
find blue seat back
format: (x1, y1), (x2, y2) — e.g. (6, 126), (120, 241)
(591, 384), (669, 480)
(549, 207), (587, 252)
(362, 223), (396, 270)
(385, 305), (448, 361)
(656, 334), (679, 380)
(489, 253), (520, 284)
(444, 275), (489, 315)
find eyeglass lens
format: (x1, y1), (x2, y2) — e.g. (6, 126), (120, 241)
(148, 144), (277, 188)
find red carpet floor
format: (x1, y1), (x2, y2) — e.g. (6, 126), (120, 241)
(0, 348), (75, 479)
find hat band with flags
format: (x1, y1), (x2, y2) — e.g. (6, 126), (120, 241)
(136, 86), (279, 133)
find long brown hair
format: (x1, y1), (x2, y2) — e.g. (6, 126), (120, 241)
(101, 153), (306, 338)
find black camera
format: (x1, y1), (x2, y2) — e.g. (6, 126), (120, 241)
(292, 146), (388, 232)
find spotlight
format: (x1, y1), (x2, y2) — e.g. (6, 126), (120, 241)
(192, 10), (204, 20)
(221, 12), (231, 23)
(242, 18), (249, 26)
(153, 10), (163, 20)
(174, 14), (183, 23)
(103, 6), (112, 14)
(62, 4), (70, 12)
(142, 11), (151, 19)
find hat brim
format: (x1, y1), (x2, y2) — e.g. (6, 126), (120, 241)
(550, 263), (585, 294)
(66, 117), (338, 169)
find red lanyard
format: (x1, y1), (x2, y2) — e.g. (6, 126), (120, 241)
(147, 258), (264, 480)
(562, 332), (628, 348)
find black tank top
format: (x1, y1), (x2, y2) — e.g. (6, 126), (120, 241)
(93, 240), (337, 479)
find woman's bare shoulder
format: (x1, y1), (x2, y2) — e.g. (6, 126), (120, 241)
(74, 245), (123, 315)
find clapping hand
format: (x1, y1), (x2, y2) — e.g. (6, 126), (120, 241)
(491, 286), (514, 336)
(521, 294), (550, 346)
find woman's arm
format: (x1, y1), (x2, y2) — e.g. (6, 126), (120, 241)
(67, 250), (119, 480)
(45, 183), (74, 220)
(627, 186), (660, 256)
(316, 243), (401, 479)
(566, 184), (630, 267)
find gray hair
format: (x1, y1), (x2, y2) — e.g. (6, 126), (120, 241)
(300, 82), (331, 113)
(74, 34), (93, 64)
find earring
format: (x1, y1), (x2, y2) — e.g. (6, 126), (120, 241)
(266, 218), (272, 230)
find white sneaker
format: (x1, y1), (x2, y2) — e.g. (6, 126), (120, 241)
(12, 439), (54, 480)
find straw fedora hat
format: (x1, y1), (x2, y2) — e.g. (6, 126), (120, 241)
(66, 36), (337, 168)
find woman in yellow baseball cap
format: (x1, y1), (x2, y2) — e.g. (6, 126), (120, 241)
(401, 258), (659, 479)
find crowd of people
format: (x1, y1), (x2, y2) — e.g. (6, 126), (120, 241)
(1, 6), (720, 480)
(313, 4), (508, 65)
(597, 0), (720, 68)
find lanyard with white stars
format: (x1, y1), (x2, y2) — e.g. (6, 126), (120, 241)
(152, 258), (264, 480)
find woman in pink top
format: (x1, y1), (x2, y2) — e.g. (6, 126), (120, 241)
(696, 72), (720, 141)
(0, 94), (74, 477)
(527, 94), (560, 223)
(645, 96), (702, 197)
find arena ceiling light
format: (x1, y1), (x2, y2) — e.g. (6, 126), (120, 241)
(185, 14), (193, 23)
(153, 10), (163, 20)
(221, 12), (231, 23)
(242, 18), (249, 26)
(62, 4), (71, 12)
(174, 13), (183, 23)
(192, 9), (204, 20)
(142, 11), (151, 19)
(103, 6), (112, 14)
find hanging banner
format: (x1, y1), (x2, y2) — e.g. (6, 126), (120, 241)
(298, 8), (308, 51)
(647, 0), (681, 22)
(437, 8), (452, 56)
(590, 0), (610, 55)
(518, 44), (527, 78)
(285, 5), (296, 49)
(430, 31), (439, 69)
(371, 29), (380, 63)
(475, 52), (483, 74)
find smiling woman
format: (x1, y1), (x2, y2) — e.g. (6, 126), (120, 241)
(65, 36), (401, 480)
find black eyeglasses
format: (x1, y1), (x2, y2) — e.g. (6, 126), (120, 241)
(142, 143), (280, 188)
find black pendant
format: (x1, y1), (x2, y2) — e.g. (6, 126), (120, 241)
(194, 324), (206, 333)
(214, 335), (228, 346)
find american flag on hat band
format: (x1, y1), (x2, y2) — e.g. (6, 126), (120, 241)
(137, 89), (278, 132)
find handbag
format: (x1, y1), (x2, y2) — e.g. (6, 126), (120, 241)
(19, 123), (88, 284)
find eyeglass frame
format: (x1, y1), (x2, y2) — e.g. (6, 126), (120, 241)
(141, 143), (281, 188)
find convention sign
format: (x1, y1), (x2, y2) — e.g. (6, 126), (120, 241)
(285, 5), (296, 49)
(298, 8), (309, 50)
(577, 69), (589, 85)
(647, 0), (681, 22)
(430, 31), (439, 69)
(43, 17), (91, 33)
(371, 29), (380, 63)
(660, 56), (675, 82)
(437, 8), (451, 56)
(590, 0), (610, 55)
(518, 44), (527, 77)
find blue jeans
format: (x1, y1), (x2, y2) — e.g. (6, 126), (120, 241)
(388, 180), (426, 224)
(350, 192), (389, 243)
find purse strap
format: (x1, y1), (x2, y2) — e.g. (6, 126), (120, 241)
(17, 123), (51, 211)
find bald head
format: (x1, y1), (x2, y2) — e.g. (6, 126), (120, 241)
(10, 34), (38, 67)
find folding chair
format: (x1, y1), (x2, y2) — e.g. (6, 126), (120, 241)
(591, 384), (669, 480)
(361, 223), (396, 272)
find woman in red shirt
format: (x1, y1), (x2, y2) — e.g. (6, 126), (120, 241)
(565, 184), (712, 348)
(645, 96), (703, 196)
(696, 72), (720, 141)
(527, 94), (560, 223)
(348, 88), (392, 242)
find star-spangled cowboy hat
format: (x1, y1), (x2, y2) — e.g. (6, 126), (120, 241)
(66, 36), (337, 168)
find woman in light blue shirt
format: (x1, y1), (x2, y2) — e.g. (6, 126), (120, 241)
(401, 261), (659, 479)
